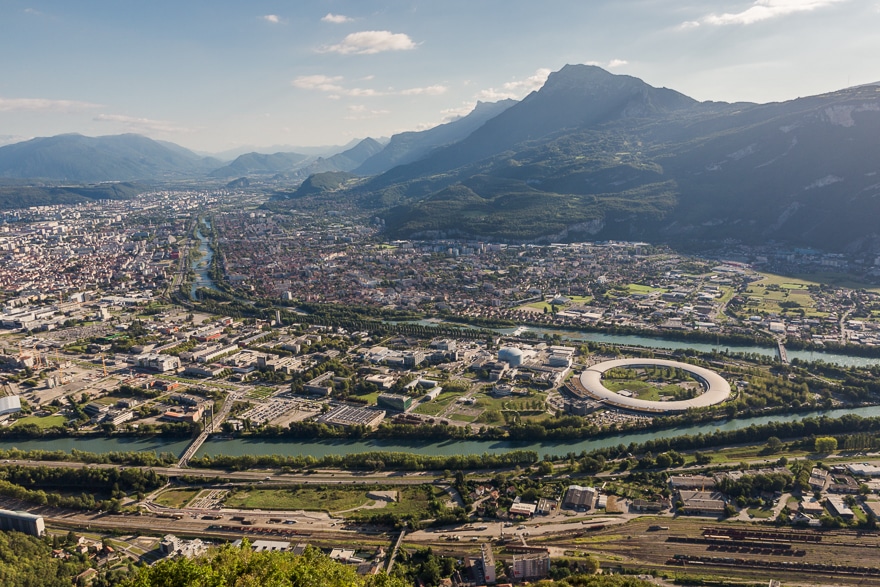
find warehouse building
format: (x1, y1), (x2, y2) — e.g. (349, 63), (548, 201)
(0, 509), (45, 537)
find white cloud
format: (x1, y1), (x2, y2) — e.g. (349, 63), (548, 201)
(585, 59), (628, 69)
(0, 97), (102, 113)
(0, 134), (27, 146)
(262, 14), (284, 24)
(322, 13), (352, 24)
(291, 75), (344, 92)
(321, 31), (416, 55)
(401, 85), (448, 96)
(475, 68), (552, 101)
(346, 87), (384, 97)
(93, 113), (189, 134)
(692, 0), (847, 26)
(441, 105), (474, 119)
(345, 104), (389, 120)
(292, 75), (445, 98)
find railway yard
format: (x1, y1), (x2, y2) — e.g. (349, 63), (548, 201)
(6, 478), (880, 586)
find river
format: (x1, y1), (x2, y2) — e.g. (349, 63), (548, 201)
(190, 219), (217, 299)
(401, 318), (880, 368)
(11, 405), (880, 460)
(3, 436), (192, 458)
(500, 326), (880, 368)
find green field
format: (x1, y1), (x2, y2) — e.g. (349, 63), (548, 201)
(342, 486), (440, 520)
(758, 271), (880, 292)
(603, 380), (694, 402)
(224, 487), (371, 512)
(741, 276), (823, 317)
(626, 283), (666, 294)
(154, 488), (200, 508)
(12, 414), (66, 429)
(246, 386), (276, 400)
(747, 507), (775, 519)
(411, 391), (465, 416)
(473, 392), (546, 413)
(520, 294), (593, 312)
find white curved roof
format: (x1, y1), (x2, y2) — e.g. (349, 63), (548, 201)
(579, 358), (731, 413)
(0, 395), (22, 416)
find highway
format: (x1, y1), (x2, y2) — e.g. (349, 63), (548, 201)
(0, 458), (454, 485)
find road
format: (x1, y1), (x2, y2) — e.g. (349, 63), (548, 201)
(0, 458), (461, 485)
(178, 389), (239, 467)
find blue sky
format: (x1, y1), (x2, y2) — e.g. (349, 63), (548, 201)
(1, 0), (878, 153)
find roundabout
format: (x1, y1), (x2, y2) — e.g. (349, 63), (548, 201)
(578, 358), (731, 413)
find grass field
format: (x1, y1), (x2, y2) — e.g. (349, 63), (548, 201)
(12, 414), (66, 429)
(626, 284), (666, 294)
(520, 294), (593, 312)
(246, 386), (276, 400)
(342, 486), (440, 520)
(224, 487), (371, 512)
(411, 391), (464, 416)
(758, 271), (880, 292)
(741, 276), (823, 317)
(747, 507), (775, 519)
(154, 488), (200, 508)
(603, 380), (693, 402)
(473, 392), (546, 413)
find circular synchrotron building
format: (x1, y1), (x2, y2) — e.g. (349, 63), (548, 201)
(578, 358), (731, 413)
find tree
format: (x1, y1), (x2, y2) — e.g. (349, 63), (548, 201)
(122, 543), (407, 587)
(654, 453), (673, 469)
(694, 452), (713, 465)
(814, 437), (838, 454)
(765, 436), (783, 453)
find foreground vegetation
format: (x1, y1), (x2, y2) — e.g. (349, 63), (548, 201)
(121, 541), (653, 587)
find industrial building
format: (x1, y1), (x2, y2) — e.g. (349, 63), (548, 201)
(376, 393), (413, 412)
(0, 509), (45, 536)
(579, 358), (731, 413)
(498, 347), (524, 367)
(0, 394), (22, 417)
(562, 485), (596, 510)
(317, 405), (385, 429)
(136, 353), (180, 372)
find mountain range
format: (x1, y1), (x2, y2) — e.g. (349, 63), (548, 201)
(357, 65), (880, 252)
(3, 64), (880, 252)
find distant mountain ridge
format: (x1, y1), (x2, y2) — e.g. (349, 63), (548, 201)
(355, 99), (516, 175)
(209, 138), (385, 180)
(0, 133), (220, 182)
(208, 152), (310, 178)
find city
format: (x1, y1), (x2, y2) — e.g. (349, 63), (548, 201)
(3, 191), (880, 585)
(4, 2), (880, 584)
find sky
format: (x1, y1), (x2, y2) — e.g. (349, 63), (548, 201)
(1, 0), (879, 154)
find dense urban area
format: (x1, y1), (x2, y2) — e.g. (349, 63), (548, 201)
(6, 189), (880, 586)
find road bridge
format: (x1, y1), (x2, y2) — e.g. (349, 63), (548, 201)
(777, 340), (789, 364)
